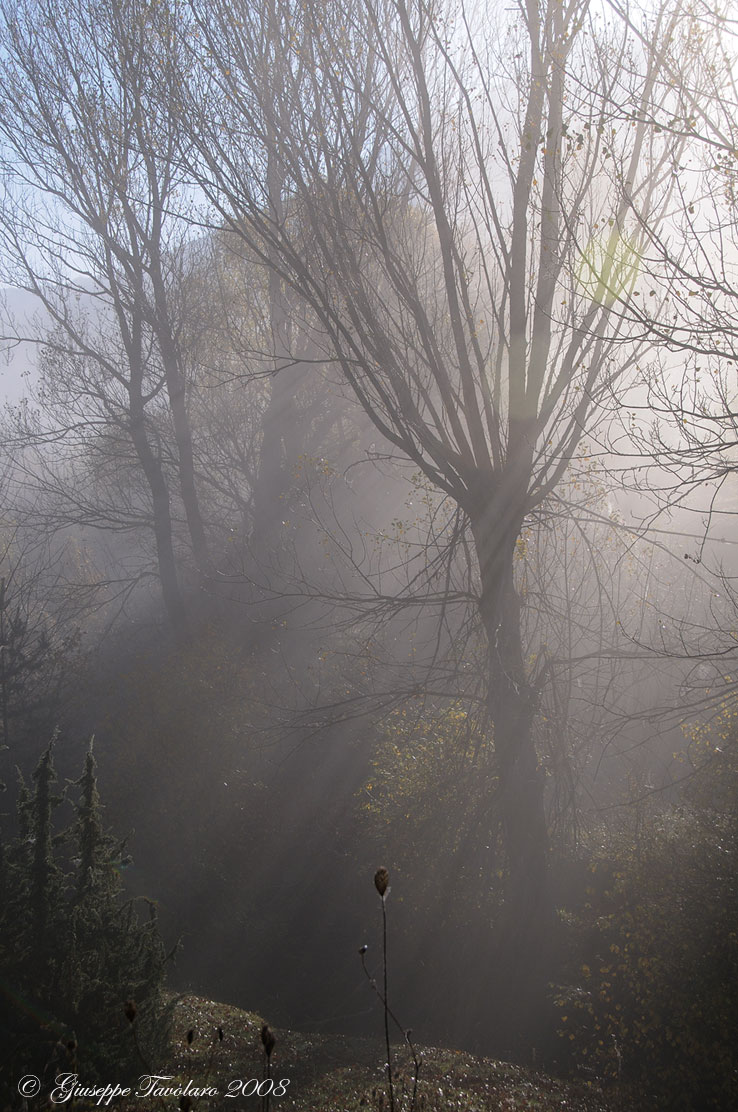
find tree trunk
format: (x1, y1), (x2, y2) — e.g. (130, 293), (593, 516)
(251, 142), (300, 556)
(129, 400), (188, 635)
(149, 263), (212, 577)
(163, 359), (211, 575)
(469, 496), (549, 945)
(252, 352), (300, 551)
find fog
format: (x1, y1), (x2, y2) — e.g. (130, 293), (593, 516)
(1, 1), (738, 1110)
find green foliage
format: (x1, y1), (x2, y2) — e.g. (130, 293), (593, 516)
(0, 739), (171, 1103)
(553, 802), (738, 1109)
(680, 703), (738, 818)
(361, 704), (504, 918)
(356, 704), (511, 1052)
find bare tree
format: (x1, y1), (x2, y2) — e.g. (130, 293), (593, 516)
(582, 1), (738, 722)
(0, 0), (212, 632)
(182, 0), (689, 931)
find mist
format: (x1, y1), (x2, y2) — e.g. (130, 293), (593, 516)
(1, 2), (737, 1110)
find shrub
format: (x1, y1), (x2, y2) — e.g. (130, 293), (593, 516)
(0, 738), (172, 1104)
(553, 805), (738, 1109)
(361, 704), (504, 919)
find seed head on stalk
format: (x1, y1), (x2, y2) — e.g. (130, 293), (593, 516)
(374, 866), (389, 899)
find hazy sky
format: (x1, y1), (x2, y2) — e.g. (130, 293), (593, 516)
(0, 285), (42, 402)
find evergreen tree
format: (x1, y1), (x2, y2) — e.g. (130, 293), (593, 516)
(0, 740), (171, 1104)
(75, 741), (112, 895)
(26, 739), (64, 955)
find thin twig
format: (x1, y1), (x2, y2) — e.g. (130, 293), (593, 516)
(360, 946), (421, 1111)
(381, 894), (395, 1112)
